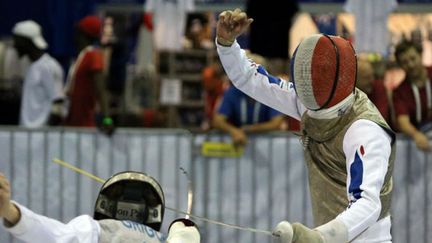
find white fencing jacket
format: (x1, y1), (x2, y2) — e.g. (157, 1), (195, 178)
(4, 202), (200, 243)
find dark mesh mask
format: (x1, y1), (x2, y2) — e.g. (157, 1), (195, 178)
(94, 171), (165, 231)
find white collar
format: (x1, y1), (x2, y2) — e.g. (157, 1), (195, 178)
(307, 93), (355, 119)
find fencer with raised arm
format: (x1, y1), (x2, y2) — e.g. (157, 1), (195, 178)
(216, 9), (395, 243)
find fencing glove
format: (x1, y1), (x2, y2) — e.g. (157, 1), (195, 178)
(166, 218), (200, 243)
(273, 219), (348, 243)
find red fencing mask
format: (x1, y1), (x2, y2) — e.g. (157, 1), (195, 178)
(290, 34), (357, 111)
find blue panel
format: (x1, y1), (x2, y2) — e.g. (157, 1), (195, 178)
(256, 65), (283, 85)
(349, 151), (364, 200)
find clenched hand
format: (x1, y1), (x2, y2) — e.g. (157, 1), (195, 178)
(216, 9), (253, 46)
(0, 173), (20, 227)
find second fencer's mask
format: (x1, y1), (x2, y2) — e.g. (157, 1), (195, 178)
(94, 171), (165, 231)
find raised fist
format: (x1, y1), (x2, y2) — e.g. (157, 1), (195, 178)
(216, 8), (253, 46)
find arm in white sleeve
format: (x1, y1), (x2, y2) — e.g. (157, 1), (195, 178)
(337, 119), (392, 241)
(4, 202), (100, 243)
(216, 40), (306, 120)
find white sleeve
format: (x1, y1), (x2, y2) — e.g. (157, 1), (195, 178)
(216, 40), (306, 120)
(4, 202), (100, 243)
(51, 62), (65, 101)
(336, 120), (392, 241)
(43, 61), (64, 102)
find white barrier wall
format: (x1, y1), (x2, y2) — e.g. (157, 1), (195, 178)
(0, 127), (430, 243)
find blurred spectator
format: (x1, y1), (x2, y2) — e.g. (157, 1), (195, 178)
(410, 28), (423, 51)
(383, 60), (406, 91)
(344, 0), (397, 55)
(142, 108), (168, 128)
(201, 60), (228, 130)
(0, 40), (31, 125)
(64, 16), (112, 133)
(410, 25), (432, 67)
(12, 20), (65, 128)
(144, 0), (194, 51)
(100, 13), (149, 129)
(393, 40), (432, 151)
(184, 13), (214, 50)
(212, 85), (284, 147)
(285, 116), (301, 132)
(356, 57), (393, 126)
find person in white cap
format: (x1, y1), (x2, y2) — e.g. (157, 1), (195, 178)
(216, 9), (395, 243)
(12, 20), (65, 128)
(0, 171), (200, 243)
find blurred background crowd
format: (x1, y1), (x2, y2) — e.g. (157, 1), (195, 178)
(0, 0), (432, 151)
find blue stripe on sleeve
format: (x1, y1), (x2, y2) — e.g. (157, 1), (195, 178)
(348, 151), (364, 200)
(256, 65), (283, 85)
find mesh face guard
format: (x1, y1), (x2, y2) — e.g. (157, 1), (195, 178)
(94, 171), (165, 231)
(290, 34), (357, 111)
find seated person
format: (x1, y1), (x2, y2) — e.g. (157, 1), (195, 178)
(0, 171), (200, 243)
(201, 61), (228, 130)
(393, 40), (432, 152)
(356, 57), (393, 127)
(212, 84), (284, 147)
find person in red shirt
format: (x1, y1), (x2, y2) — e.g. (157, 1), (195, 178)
(65, 16), (112, 133)
(201, 61), (227, 130)
(393, 40), (432, 152)
(356, 58), (393, 127)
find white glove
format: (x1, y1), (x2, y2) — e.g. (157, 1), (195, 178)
(315, 219), (348, 243)
(272, 221), (293, 243)
(166, 219), (200, 243)
(272, 219), (348, 243)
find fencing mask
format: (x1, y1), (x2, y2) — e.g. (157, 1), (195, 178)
(94, 171), (165, 231)
(290, 34), (357, 111)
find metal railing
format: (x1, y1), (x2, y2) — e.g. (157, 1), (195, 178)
(0, 127), (430, 243)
